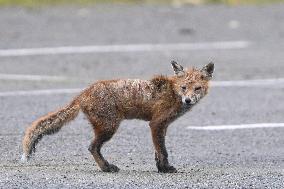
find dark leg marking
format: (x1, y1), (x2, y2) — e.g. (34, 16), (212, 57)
(150, 126), (177, 173)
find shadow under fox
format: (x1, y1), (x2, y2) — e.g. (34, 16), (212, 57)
(22, 61), (214, 173)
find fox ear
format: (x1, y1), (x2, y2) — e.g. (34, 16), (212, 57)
(201, 62), (214, 80)
(171, 61), (185, 77)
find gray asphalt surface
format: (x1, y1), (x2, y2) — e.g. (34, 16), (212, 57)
(1, 4), (284, 188)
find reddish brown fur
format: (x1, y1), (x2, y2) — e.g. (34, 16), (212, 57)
(22, 61), (214, 173)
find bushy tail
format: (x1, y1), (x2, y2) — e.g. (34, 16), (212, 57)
(21, 98), (80, 161)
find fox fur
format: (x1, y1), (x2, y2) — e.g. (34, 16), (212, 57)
(21, 61), (214, 173)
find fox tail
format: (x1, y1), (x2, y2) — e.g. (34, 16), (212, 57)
(21, 97), (80, 162)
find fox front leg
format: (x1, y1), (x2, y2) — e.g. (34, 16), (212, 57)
(149, 110), (178, 173)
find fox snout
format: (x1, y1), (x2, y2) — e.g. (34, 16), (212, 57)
(182, 97), (193, 105)
(182, 95), (199, 106)
(184, 97), (191, 105)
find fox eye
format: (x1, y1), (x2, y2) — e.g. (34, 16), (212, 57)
(194, 86), (202, 91)
(181, 86), (187, 91)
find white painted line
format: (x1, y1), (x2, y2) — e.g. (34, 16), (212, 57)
(0, 88), (82, 97)
(1, 72), (283, 87)
(0, 77), (283, 97)
(0, 41), (250, 57)
(0, 74), (68, 82)
(212, 78), (284, 87)
(187, 123), (284, 131)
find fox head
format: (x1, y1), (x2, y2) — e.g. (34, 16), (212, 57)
(171, 61), (214, 108)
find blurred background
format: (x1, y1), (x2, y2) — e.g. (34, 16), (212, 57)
(1, 0), (284, 188)
(0, 0), (284, 6)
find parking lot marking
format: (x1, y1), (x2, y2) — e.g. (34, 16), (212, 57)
(0, 88), (81, 97)
(187, 123), (284, 130)
(0, 74), (68, 82)
(0, 77), (283, 97)
(0, 41), (250, 57)
(1, 71), (283, 87)
(212, 78), (284, 87)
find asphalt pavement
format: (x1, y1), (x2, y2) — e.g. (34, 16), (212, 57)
(0, 4), (284, 188)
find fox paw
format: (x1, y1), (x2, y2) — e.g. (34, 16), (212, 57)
(157, 165), (177, 173)
(101, 164), (120, 173)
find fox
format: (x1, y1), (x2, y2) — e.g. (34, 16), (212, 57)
(21, 61), (214, 173)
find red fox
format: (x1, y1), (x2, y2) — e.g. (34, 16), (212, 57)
(21, 61), (214, 173)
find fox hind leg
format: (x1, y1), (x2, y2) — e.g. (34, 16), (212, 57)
(88, 119), (120, 172)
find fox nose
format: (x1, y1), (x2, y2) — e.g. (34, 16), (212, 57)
(185, 98), (191, 104)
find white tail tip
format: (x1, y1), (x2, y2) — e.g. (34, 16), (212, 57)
(20, 153), (28, 163)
